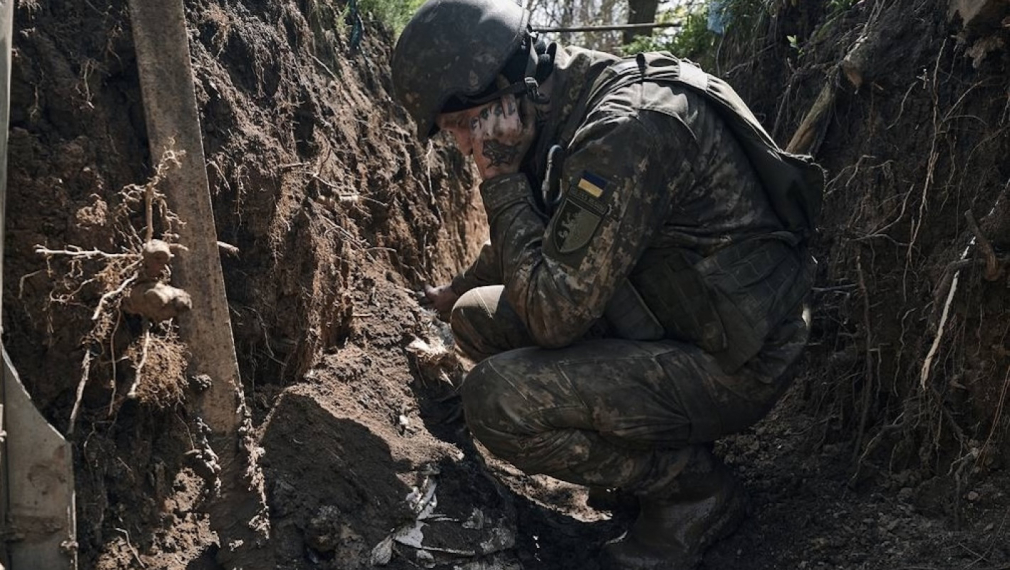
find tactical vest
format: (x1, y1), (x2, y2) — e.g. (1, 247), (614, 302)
(555, 52), (824, 372)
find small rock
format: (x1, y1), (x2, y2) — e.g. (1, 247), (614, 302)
(306, 505), (342, 553)
(370, 536), (393, 566)
(189, 374), (212, 392)
(463, 508), (486, 530)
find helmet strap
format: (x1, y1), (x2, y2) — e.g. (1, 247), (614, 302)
(457, 80), (532, 107)
(458, 32), (554, 108)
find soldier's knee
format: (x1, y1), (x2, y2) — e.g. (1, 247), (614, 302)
(460, 357), (532, 457)
(460, 358), (511, 433)
(449, 289), (494, 360)
(449, 292), (479, 338)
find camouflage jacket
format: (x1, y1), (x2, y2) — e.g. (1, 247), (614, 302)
(450, 47), (806, 358)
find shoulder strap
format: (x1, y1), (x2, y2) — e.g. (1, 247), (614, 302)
(557, 52), (825, 240)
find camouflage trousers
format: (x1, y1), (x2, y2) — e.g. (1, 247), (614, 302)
(451, 285), (808, 497)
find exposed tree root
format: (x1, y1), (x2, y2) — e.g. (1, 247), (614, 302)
(37, 148), (191, 435)
(126, 323), (151, 399)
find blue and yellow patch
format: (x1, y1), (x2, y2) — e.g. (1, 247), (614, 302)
(576, 171), (608, 198)
(547, 170), (612, 260)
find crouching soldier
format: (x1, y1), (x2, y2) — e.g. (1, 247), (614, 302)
(391, 0), (824, 567)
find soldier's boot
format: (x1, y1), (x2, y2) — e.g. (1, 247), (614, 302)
(602, 448), (746, 570)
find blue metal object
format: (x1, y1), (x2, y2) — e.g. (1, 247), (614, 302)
(347, 0), (364, 52)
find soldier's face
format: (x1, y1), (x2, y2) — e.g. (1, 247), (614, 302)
(436, 106), (480, 156)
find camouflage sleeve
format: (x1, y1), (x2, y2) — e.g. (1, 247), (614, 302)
(479, 111), (693, 348)
(449, 240), (500, 295)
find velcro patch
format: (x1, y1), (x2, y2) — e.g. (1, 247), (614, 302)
(576, 171), (607, 198)
(549, 171), (611, 255)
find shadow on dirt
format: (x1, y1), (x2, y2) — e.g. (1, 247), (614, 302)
(260, 391), (417, 567)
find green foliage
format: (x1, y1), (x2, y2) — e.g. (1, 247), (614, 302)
(313, 0), (421, 37)
(619, 0), (770, 65)
(356, 0), (424, 34)
(622, 3), (713, 61)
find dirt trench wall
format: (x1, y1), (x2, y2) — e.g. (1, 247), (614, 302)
(5, 0), (484, 407)
(188, 0), (486, 388)
(3, 0), (486, 566)
(718, 0), (1010, 473)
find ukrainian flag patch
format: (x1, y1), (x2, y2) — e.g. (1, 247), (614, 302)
(576, 171), (607, 198)
(548, 170), (612, 258)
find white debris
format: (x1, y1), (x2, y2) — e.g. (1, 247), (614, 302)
(368, 467), (518, 568)
(393, 521), (427, 549)
(369, 536), (393, 566)
(406, 336), (449, 362)
(408, 476), (438, 519)
(370, 472), (439, 565)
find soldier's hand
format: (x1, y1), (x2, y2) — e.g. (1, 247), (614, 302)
(436, 94), (536, 181)
(417, 284), (459, 322)
(468, 94), (536, 180)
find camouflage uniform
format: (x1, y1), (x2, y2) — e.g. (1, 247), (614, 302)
(450, 47), (813, 497)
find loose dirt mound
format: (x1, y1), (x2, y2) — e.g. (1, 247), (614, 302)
(3, 0), (1009, 569)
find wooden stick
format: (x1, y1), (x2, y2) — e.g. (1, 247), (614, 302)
(786, 27), (882, 155)
(786, 74), (838, 155)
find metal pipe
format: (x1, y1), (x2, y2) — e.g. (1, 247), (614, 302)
(533, 22), (682, 33)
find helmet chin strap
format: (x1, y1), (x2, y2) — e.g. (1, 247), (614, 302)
(457, 78), (544, 107)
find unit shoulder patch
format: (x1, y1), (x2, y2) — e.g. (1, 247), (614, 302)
(548, 171), (612, 256)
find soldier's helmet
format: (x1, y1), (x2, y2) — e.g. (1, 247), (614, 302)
(391, 0), (532, 140)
